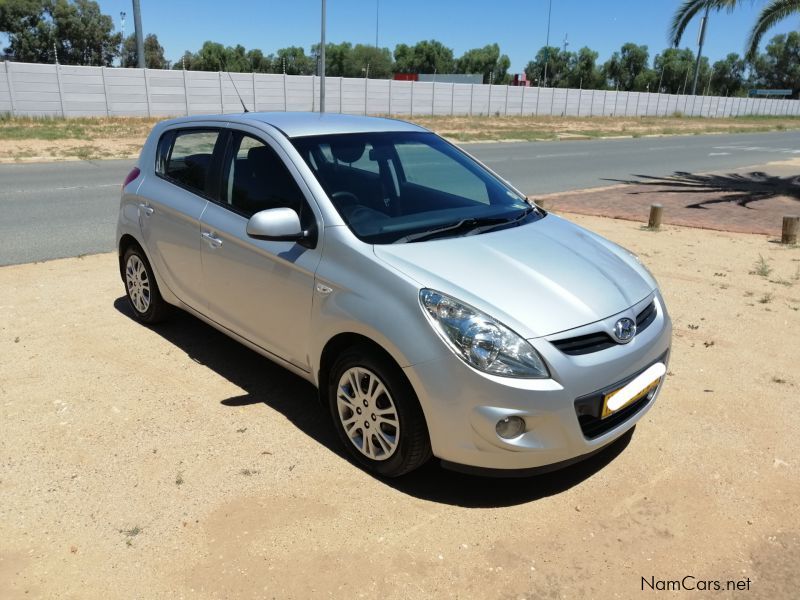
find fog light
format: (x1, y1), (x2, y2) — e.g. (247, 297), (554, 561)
(496, 416), (526, 439)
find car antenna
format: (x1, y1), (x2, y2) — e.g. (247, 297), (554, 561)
(223, 65), (250, 113)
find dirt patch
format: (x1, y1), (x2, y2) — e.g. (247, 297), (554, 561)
(0, 216), (798, 598)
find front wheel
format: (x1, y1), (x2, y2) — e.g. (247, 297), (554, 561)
(123, 246), (170, 324)
(329, 347), (431, 477)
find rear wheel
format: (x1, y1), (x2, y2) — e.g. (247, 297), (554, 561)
(123, 246), (170, 324)
(329, 346), (431, 477)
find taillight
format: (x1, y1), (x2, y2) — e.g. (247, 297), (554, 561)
(122, 167), (141, 190)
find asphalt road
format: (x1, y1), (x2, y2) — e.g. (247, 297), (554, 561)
(2, 130), (799, 266)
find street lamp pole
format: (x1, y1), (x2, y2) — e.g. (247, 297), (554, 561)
(375, 0), (380, 48)
(542, 0), (552, 88)
(691, 4), (710, 95)
(132, 0), (145, 69)
(320, 0), (326, 113)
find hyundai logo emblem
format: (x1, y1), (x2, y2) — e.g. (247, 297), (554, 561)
(613, 318), (637, 343)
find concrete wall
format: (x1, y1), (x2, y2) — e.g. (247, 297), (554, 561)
(2, 61), (799, 118)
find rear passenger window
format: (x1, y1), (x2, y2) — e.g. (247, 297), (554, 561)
(160, 130), (220, 196)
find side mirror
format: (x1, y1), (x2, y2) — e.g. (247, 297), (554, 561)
(246, 207), (305, 242)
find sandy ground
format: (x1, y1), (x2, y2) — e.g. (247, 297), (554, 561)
(1, 214), (798, 599)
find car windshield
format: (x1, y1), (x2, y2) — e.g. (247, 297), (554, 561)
(291, 131), (541, 244)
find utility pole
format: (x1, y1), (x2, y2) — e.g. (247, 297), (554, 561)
(119, 11), (126, 67)
(691, 4), (710, 95)
(562, 33), (569, 54)
(319, 0), (326, 113)
(542, 0), (552, 87)
(132, 0), (145, 69)
(375, 0), (380, 48)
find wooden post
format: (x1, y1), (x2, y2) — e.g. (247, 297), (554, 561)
(648, 204), (664, 230)
(782, 215), (799, 245)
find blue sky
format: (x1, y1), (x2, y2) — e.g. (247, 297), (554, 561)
(9, 1), (800, 70)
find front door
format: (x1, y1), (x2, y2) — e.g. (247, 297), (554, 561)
(199, 130), (322, 371)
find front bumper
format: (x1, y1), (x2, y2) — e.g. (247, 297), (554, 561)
(403, 292), (672, 472)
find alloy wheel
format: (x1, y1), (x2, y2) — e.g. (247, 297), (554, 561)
(336, 367), (400, 461)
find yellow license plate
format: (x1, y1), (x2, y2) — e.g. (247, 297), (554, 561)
(602, 378), (660, 419)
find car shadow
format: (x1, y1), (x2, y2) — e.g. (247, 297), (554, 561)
(114, 296), (632, 508)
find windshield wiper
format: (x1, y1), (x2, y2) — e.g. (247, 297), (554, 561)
(394, 206), (535, 244)
(466, 205), (536, 236)
(394, 216), (509, 244)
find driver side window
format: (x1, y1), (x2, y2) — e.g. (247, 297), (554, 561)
(222, 133), (310, 226)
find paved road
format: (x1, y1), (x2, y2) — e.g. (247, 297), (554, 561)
(2, 130), (799, 266)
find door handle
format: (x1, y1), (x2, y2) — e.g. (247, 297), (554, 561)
(201, 231), (223, 248)
(138, 202), (154, 216)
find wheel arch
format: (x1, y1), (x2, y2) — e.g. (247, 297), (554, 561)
(317, 333), (404, 403)
(117, 234), (144, 282)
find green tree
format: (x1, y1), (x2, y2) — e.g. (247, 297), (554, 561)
(524, 46), (571, 87)
(710, 52), (746, 95)
(455, 43), (511, 84)
(274, 45), (314, 75)
(750, 31), (800, 90)
(346, 44), (392, 78)
(565, 46), (603, 89)
(653, 47), (708, 93)
(310, 41), (352, 76)
(121, 33), (167, 69)
(601, 43), (652, 91)
(0, 0), (121, 65)
(245, 48), (275, 73)
(176, 41), (250, 72)
(393, 39), (454, 74)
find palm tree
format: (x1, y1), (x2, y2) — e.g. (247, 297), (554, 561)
(746, 0), (800, 60)
(670, 0), (800, 61)
(669, 0), (740, 49)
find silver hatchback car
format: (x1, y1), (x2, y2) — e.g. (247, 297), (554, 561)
(117, 112), (671, 477)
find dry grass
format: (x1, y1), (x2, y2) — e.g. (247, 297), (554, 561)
(1, 113), (799, 162)
(411, 114), (800, 142)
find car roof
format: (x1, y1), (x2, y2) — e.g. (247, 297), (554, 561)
(161, 112), (428, 138)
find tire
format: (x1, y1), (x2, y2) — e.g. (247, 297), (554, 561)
(122, 246), (170, 324)
(328, 346), (432, 477)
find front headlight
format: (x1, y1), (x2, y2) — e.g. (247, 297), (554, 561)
(419, 289), (549, 379)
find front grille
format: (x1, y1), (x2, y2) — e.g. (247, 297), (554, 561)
(577, 395), (651, 439)
(551, 300), (658, 356)
(573, 351), (668, 439)
(551, 332), (616, 355)
(636, 300), (657, 333)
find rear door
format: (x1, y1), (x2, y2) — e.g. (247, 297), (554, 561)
(138, 127), (225, 310)
(199, 127), (323, 371)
